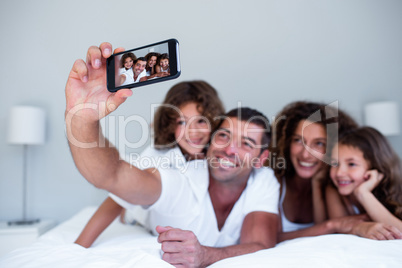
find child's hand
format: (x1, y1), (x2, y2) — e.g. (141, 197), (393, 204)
(352, 221), (402, 240)
(354, 170), (384, 195)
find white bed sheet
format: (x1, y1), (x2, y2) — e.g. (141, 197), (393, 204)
(1, 206), (401, 268)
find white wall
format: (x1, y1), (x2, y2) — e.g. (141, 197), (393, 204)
(0, 0), (401, 223)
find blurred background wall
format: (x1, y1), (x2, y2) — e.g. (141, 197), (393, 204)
(0, 0), (401, 222)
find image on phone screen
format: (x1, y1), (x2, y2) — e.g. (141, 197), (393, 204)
(107, 39), (180, 92)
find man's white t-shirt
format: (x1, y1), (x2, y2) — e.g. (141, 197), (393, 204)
(112, 159), (279, 247)
(133, 70), (147, 83)
(110, 146), (187, 224)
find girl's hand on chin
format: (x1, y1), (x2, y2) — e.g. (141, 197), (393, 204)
(354, 169), (384, 196)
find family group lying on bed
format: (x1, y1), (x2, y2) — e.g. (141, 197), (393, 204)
(119, 52), (170, 86)
(65, 43), (402, 267)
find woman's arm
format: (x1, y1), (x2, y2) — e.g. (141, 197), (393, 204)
(74, 197), (123, 248)
(326, 184), (349, 219)
(140, 71), (169, 82)
(311, 168), (329, 223)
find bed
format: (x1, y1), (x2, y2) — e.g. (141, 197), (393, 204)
(1, 206), (401, 267)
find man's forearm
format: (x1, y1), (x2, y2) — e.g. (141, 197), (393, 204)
(65, 113), (120, 189)
(201, 242), (270, 267)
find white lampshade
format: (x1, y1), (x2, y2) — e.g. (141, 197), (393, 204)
(364, 101), (400, 136)
(8, 106), (46, 145)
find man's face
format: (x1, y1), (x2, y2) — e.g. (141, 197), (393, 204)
(207, 117), (267, 184)
(133, 60), (146, 75)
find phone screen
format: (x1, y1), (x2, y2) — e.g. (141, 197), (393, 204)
(107, 39), (180, 92)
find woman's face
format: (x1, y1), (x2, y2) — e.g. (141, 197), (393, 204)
(330, 144), (369, 196)
(124, 57), (134, 69)
(174, 102), (211, 158)
(147, 56), (157, 68)
(290, 120), (327, 179)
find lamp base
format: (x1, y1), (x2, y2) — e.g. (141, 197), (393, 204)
(7, 219), (40, 226)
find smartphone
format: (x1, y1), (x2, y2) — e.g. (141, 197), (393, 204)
(106, 39), (181, 92)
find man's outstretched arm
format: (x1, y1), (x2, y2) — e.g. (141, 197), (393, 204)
(65, 43), (160, 205)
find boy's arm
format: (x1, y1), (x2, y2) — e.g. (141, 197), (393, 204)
(75, 197), (123, 248)
(65, 43), (161, 206)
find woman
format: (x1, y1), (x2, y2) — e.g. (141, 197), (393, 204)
(269, 101), (358, 241)
(144, 52), (160, 76)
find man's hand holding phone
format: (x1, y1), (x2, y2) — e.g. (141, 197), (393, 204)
(65, 39), (180, 129)
(65, 43), (132, 124)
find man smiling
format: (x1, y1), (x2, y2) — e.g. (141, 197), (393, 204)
(65, 42), (279, 267)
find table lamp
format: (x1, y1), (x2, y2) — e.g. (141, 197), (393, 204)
(364, 101), (400, 136)
(7, 106), (46, 225)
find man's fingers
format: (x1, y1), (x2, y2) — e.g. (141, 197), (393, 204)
(156, 226), (176, 242)
(106, 89), (132, 113)
(86, 46), (103, 69)
(159, 228), (194, 243)
(161, 241), (182, 253)
(156, 225), (174, 234)
(113, 47), (125, 54)
(99, 42), (113, 58)
(115, 88), (133, 99)
(162, 252), (185, 266)
(158, 230), (180, 243)
(71, 59), (88, 82)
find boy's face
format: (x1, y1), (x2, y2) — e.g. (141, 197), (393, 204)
(160, 59), (169, 68)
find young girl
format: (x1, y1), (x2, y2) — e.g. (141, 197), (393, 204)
(74, 81), (225, 248)
(119, 52), (136, 75)
(155, 53), (170, 74)
(327, 126), (402, 236)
